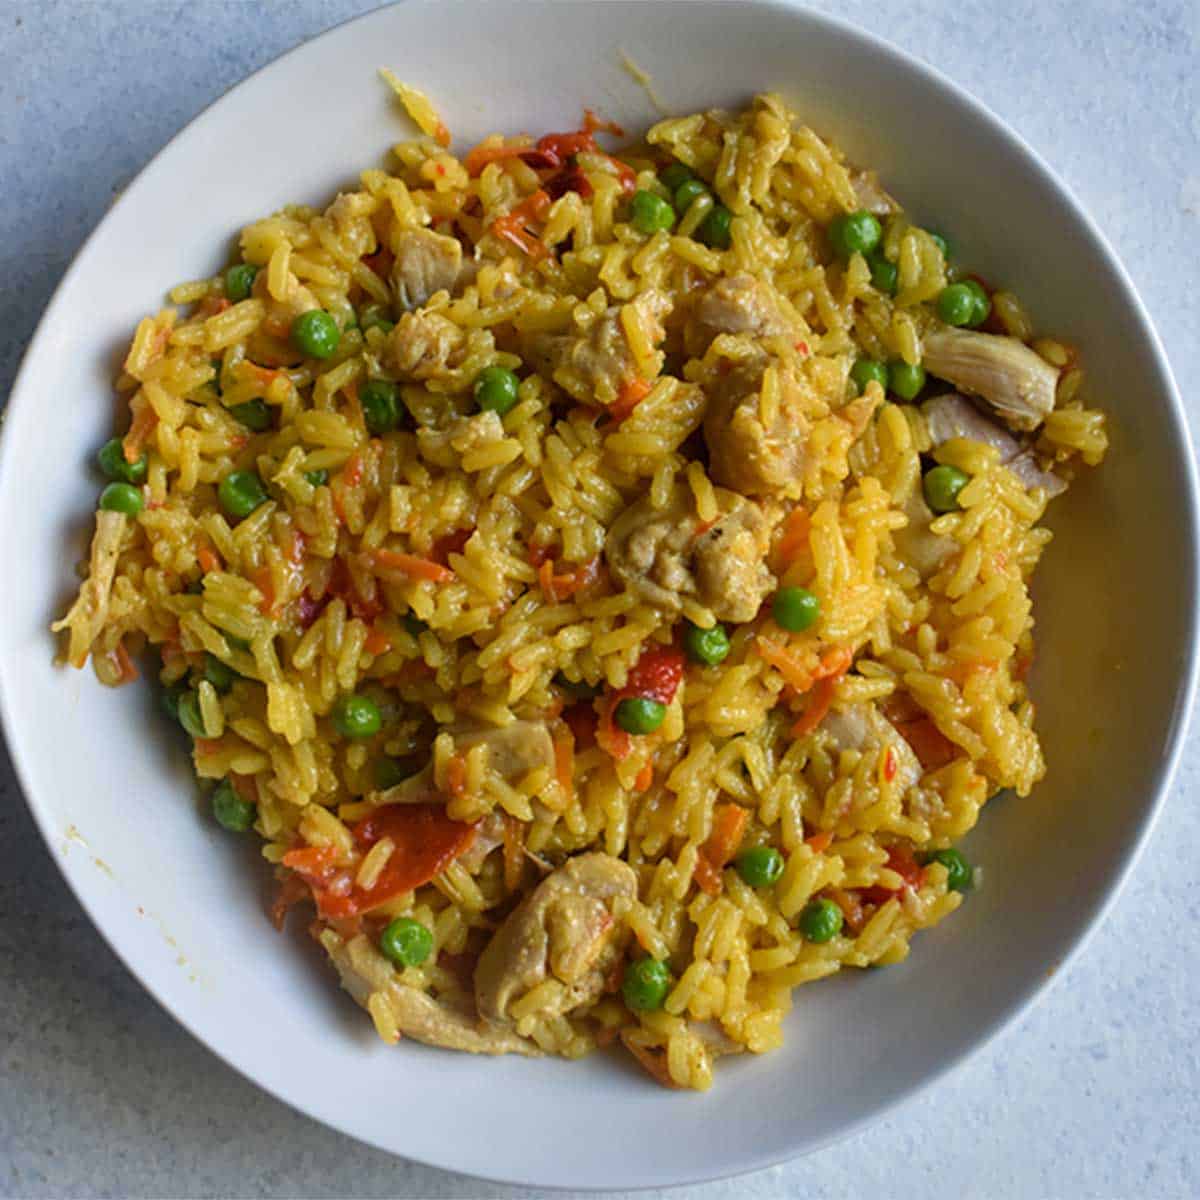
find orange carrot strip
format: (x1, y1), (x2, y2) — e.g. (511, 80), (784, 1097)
(196, 545), (220, 574)
(776, 508), (811, 566)
(445, 754), (467, 798)
(694, 802), (749, 895)
(112, 640), (138, 685)
(792, 676), (838, 737)
(463, 140), (533, 176)
(281, 845), (339, 874)
(250, 565), (276, 617)
(756, 637), (819, 692)
(371, 549), (454, 584)
(634, 762), (654, 793)
(363, 627), (393, 656)
(895, 717), (958, 770)
(620, 1034), (680, 1089)
(123, 405), (158, 464)
(610, 377), (652, 424)
(805, 830), (834, 854)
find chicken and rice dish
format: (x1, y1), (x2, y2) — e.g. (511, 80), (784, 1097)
(54, 84), (1107, 1089)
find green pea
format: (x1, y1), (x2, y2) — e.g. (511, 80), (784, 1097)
(374, 756), (421, 790)
(673, 178), (710, 213)
(176, 691), (207, 739)
(614, 697), (666, 735)
(290, 309), (341, 359)
(211, 778), (255, 833)
(736, 846), (785, 888)
(204, 653), (237, 695)
(224, 263), (258, 303)
(217, 470), (269, 521)
(828, 210), (882, 259)
(923, 464), (971, 514)
(98, 482), (144, 516)
(683, 620), (730, 667)
(228, 398), (272, 432)
(332, 693), (382, 739)
(936, 282), (983, 327)
(772, 586), (820, 633)
(631, 189), (676, 235)
(160, 684), (184, 723)
(360, 379), (401, 434)
(380, 916), (433, 967)
(888, 360), (926, 401)
(867, 251), (898, 295)
(474, 365), (521, 416)
(850, 358), (889, 395)
(358, 303), (395, 334)
(304, 468), (329, 488)
(622, 957), (672, 1011)
(97, 438), (147, 485)
(798, 897), (844, 943)
(659, 162), (694, 192)
(402, 613), (427, 637)
(928, 847), (972, 892)
(698, 205), (733, 250)
(962, 279), (991, 325)
(555, 673), (600, 701)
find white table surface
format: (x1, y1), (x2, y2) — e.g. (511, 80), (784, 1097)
(1, 2), (1197, 1196)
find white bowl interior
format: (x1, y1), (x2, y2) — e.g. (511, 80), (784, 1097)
(1, 0), (1195, 1188)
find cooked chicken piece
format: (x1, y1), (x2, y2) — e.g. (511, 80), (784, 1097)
(820, 703), (923, 791)
(922, 329), (1058, 432)
(605, 487), (776, 623)
(375, 721), (556, 805)
(391, 227), (464, 311)
(694, 274), (797, 339)
(475, 852), (637, 1028)
(892, 488), (957, 581)
(703, 359), (812, 497)
(385, 309), (467, 380)
(416, 410), (505, 469)
(922, 393), (1066, 498)
(522, 289), (672, 406)
(455, 811), (506, 873)
(850, 169), (900, 216)
(51, 511), (126, 668)
(322, 929), (538, 1055)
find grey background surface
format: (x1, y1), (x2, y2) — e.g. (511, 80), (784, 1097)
(1, 1), (1198, 1197)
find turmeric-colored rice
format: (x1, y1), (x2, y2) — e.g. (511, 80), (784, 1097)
(54, 87), (1107, 1090)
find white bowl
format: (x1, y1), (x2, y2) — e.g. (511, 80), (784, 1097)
(1, 0), (1196, 1188)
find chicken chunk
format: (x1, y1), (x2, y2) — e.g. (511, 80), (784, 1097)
(51, 511), (126, 669)
(322, 929), (538, 1055)
(922, 329), (1058, 432)
(820, 703), (922, 791)
(922, 393), (1066, 497)
(605, 486), (776, 623)
(385, 309), (466, 381)
(475, 853), (638, 1028)
(850, 169), (900, 216)
(522, 289), (672, 406)
(391, 227), (464, 311)
(703, 359), (813, 497)
(375, 721), (556, 806)
(694, 274), (797, 339)
(416, 409), (505, 470)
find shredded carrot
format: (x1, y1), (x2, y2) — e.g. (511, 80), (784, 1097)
(198, 295), (231, 318)
(540, 555), (601, 602)
(230, 773), (259, 805)
(445, 754), (467, 798)
(281, 845), (339, 874)
(694, 802), (749, 895)
(596, 694), (632, 762)
(192, 738), (223, 757)
(501, 813), (524, 893)
(610, 376), (652, 424)
(111, 640), (138, 685)
(552, 725), (575, 801)
(463, 139), (534, 176)
(791, 646), (854, 737)
(828, 886), (866, 933)
(491, 189), (552, 259)
(123, 404), (158, 464)
(250, 565), (276, 617)
(342, 452), (364, 488)
(776, 508), (811, 566)
(270, 871), (310, 931)
(196, 544), (220, 574)
(805, 830), (834, 854)
(363, 626), (393, 656)
(756, 638), (819, 693)
(634, 762), (654, 793)
(371, 548), (454, 584)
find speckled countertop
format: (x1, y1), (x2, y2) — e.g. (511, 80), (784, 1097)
(1, 2), (1198, 1197)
